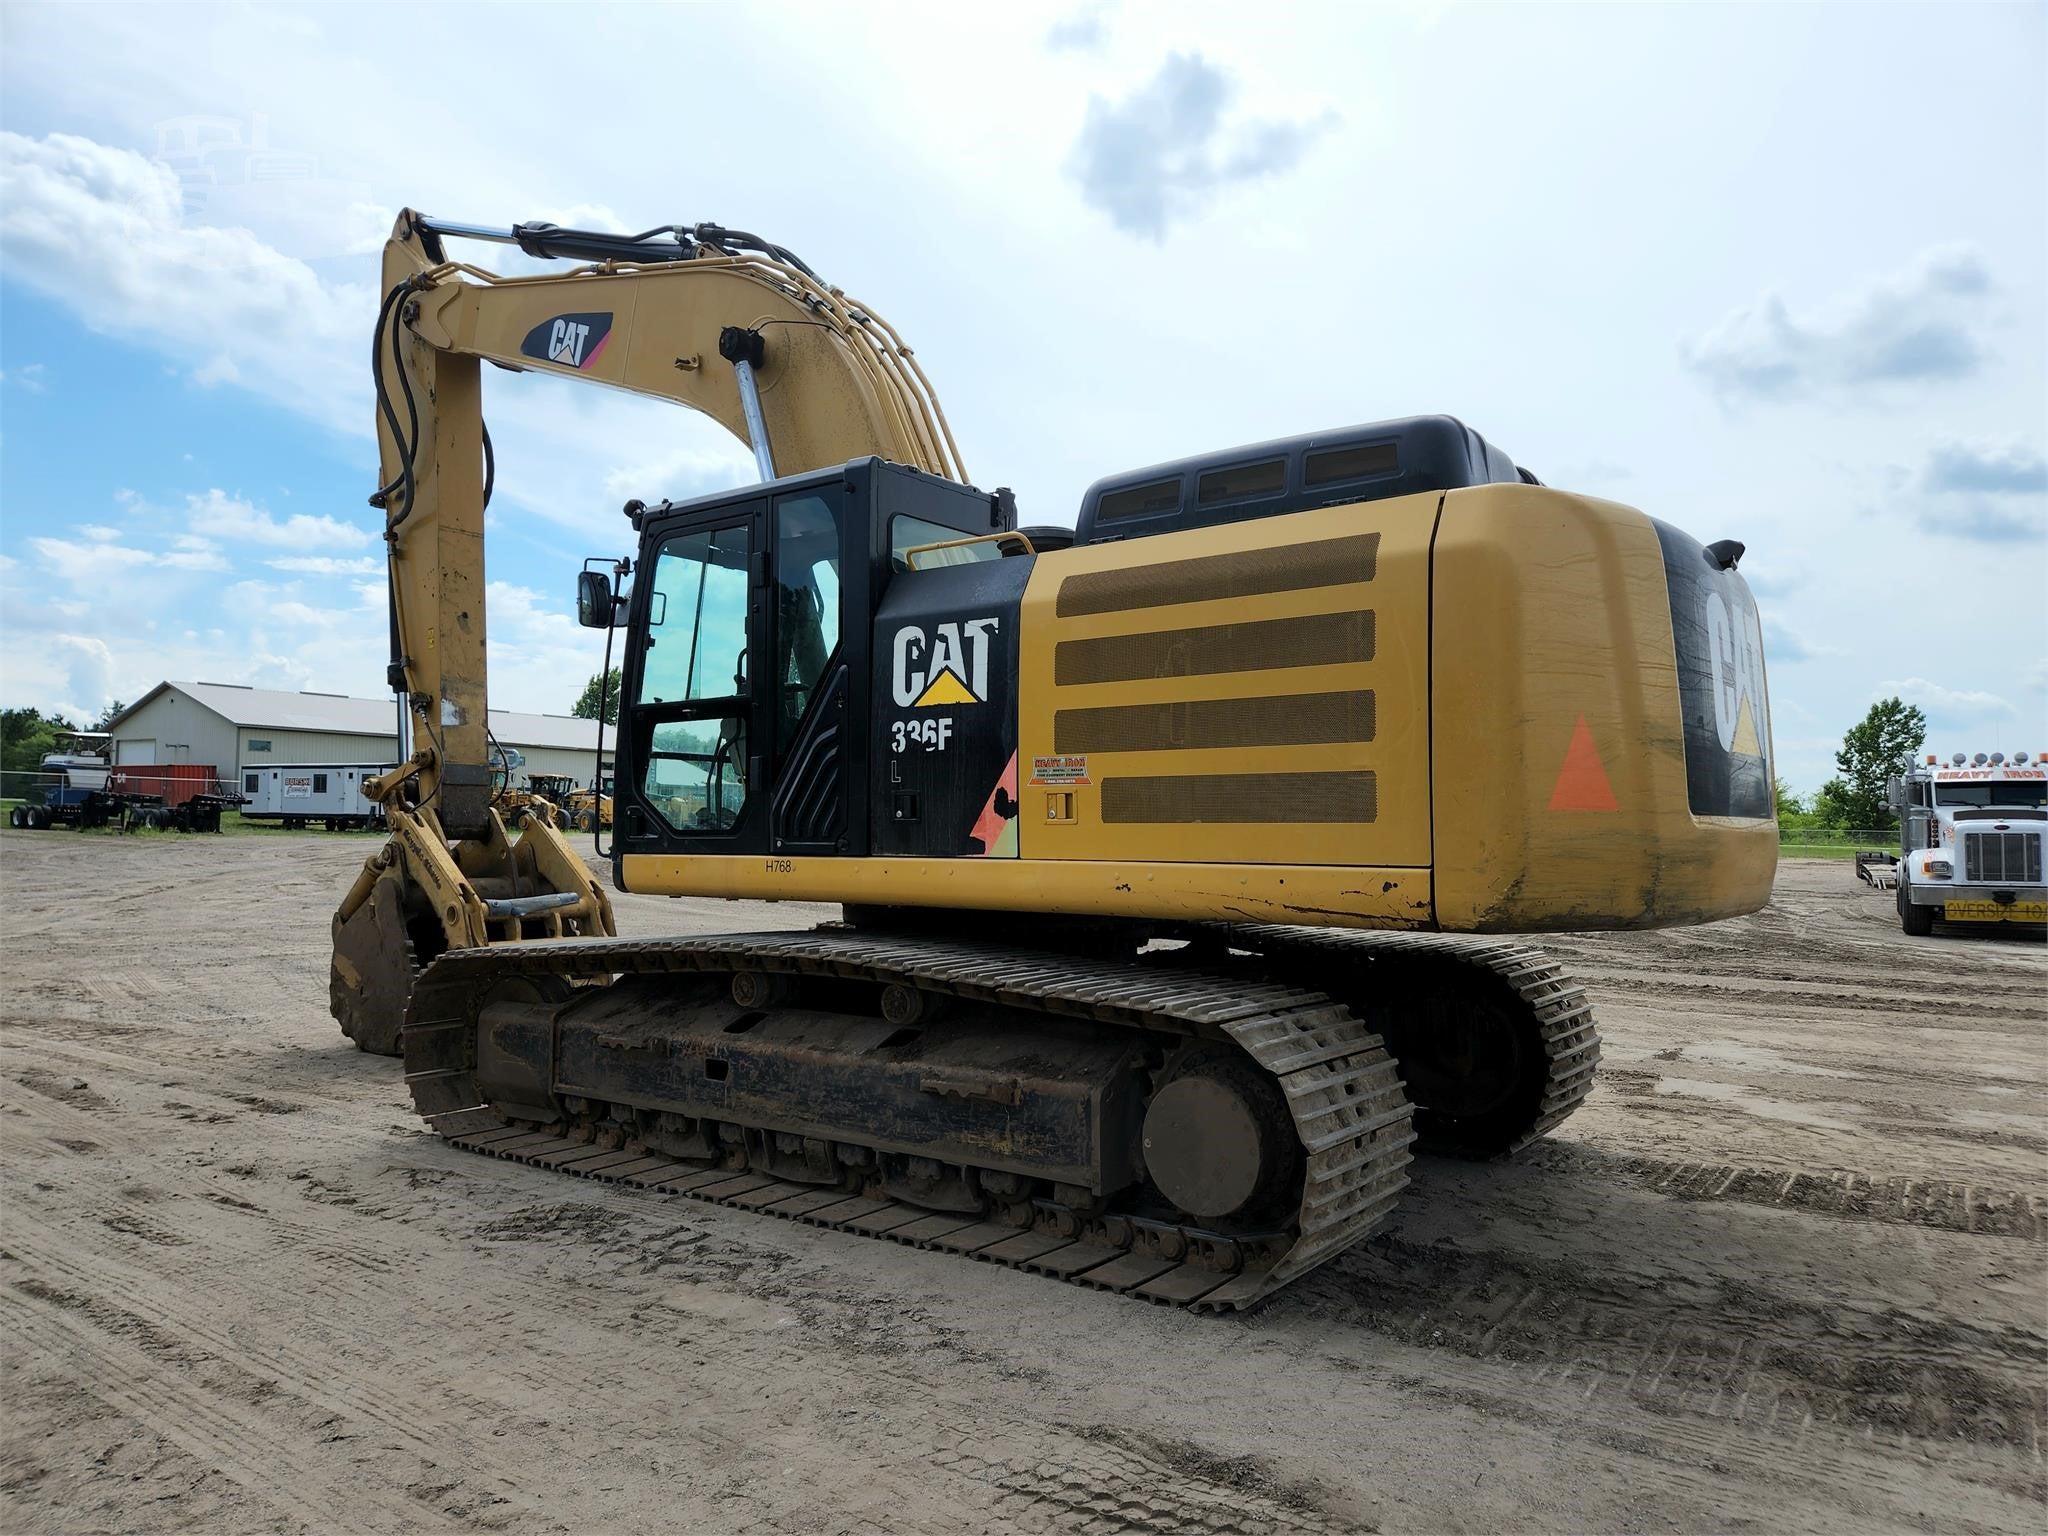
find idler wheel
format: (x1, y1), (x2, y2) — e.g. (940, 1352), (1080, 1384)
(1141, 1053), (1298, 1222)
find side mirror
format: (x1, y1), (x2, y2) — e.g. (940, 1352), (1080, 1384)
(1885, 775), (1904, 810)
(577, 570), (614, 628)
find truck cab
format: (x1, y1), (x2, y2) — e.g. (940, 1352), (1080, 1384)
(1890, 752), (2048, 934)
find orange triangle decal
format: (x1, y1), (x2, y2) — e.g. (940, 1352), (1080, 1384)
(1548, 714), (1619, 812)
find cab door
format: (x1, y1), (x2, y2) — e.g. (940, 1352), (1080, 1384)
(764, 485), (852, 856)
(618, 503), (768, 855)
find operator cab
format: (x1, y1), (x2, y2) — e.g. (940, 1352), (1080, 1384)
(584, 459), (1012, 870)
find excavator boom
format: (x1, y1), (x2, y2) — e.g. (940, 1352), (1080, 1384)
(334, 209), (967, 1052)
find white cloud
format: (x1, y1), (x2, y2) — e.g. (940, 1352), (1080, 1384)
(0, 130), (366, 434)
(599, 441), (756, 509)
(1874, 677), (2016, 716)
(1682, 245), (1992, 399)
(78, 524), (122, 543)
(1067, 54), (1336, 239)
(1923, 439), (2048, 496)
(190, 353), (240, 387)
(265, 554), (381, 575)
(1762, 618), (1844, 665)
(3, 361), (48, 393)
(2, 528), (598, 723)
(1909, 437), (2048, 543)
(0, 129), (757, 544)
(184, 487), (372, 549)
(28, 533), (229, 580)
(1046, 4), (1110, 53)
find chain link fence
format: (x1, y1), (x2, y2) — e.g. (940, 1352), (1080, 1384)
(0, 764), (1909, 853)
(1778, 826), (1897, 858)
(0, 767), (367, 835)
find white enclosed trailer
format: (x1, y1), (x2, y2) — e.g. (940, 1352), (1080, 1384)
(238, 763), (391, 830)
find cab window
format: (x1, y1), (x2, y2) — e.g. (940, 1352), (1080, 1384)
(635, 521), (753, 832)
(775, 494), (843, 744)
(636, 523), (751, 705)
(890, 513), (994, 572)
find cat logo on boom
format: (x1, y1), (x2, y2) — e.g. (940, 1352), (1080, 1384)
(518, 311), (614, 371)
(892, 618), (997, 708)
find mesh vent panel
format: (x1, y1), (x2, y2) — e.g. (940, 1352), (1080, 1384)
(1055, 691), (1375, 754)
(1056, 533), (1379, 618)
(1101, 771), (1377, 825)
(1055, 611), (1373, 686)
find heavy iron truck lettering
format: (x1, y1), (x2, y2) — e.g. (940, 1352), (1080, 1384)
(334, 210), (1778, 1309)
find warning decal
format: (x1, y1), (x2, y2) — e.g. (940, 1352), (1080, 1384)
(1029, 755), (1091, 787)
(1547, 715), (1618, 813)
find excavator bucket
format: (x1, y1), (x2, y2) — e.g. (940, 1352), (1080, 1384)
(331, 865), (421, 1055)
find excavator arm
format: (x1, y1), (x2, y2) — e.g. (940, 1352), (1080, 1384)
(331, 210), (964, 1053)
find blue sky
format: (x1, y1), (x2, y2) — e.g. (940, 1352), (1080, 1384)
(1, 0), (2043, 792)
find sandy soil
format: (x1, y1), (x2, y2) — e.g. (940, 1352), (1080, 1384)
(0, 831), (2041, 1535)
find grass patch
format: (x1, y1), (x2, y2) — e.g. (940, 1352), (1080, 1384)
(3, 808), (386, 838)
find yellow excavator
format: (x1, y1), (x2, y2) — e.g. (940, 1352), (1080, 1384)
(334, 210), (1776, 1310)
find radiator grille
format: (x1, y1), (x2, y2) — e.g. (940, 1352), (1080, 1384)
(1056, 533), (1379, 618)
(1055, 691), (1375, 754)
(1055, 611), (1374, 687)
(1101, 771), (1377, 825)
(1962, 831), (2043, 884)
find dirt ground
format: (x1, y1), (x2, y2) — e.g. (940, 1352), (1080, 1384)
(0, 831), (2041, 1536)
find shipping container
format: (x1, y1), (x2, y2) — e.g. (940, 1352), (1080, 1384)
(238, 763), (390, 830)
(106, 764), (234, 808)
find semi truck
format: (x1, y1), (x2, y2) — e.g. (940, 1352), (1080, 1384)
(1889, 751), (2048, 934)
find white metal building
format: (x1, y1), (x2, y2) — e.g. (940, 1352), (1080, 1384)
(102, 682), (614, 788)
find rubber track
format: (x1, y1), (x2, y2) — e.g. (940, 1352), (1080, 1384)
(401, 931), (1417, 1311)
(1219, 925), (1601, 1156)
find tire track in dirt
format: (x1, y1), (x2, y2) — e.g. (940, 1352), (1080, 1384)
(1289, 1227), (2046, 1462)
(1, 1289), (476, 1534)
(15, 973), (2043, 1500)
(3, 1228), (547, 1525)
(6, 836), (2043, 1534)
(1506, 1141), (2047, 1241)
(6, 1083), (1353, 1536)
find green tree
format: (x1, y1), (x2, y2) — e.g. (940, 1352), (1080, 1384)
(92, 699), (127, 732)
(1828, 696), (1927, 831)
(1, 706), (78, 778)
(1813, 778), (1856, 830)
(571, 668), (622, 725)
(1772, 776), (1807, 818)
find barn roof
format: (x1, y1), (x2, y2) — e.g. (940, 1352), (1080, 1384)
(104, 682), (609, 753)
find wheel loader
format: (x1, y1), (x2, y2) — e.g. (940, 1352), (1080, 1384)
(332, 211), (1777, 1309)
